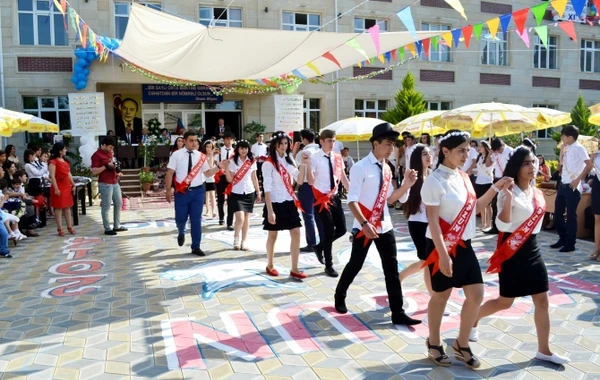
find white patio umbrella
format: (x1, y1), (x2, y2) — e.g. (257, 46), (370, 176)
(322, 117), (385, 159)
(394, 111), (446, 138)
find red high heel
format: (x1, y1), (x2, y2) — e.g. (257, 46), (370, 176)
(265, 267), (279, 276)
(57, 229), (65, 236)
(67, 227), (76, 235)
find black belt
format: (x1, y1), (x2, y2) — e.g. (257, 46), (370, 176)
(187, 183), (206, 191)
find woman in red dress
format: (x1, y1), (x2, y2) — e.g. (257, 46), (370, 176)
(49, 142), (76, 236)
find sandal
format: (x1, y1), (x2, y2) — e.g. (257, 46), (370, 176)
(452, 340), (481, 369)
(233, 237), (240, 250)
(589, 251), (599, 260)
(240, 241), (249, 251)
(67, 227), (76, 235)
(57, 229), (65, 237)
(426, 338), (451, 367)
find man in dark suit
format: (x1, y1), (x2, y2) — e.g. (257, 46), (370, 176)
(198, 127), (208, 143)
(217, 118), (230, 138)
(120, 125), (137, 168)
(114, 98), (143, 137)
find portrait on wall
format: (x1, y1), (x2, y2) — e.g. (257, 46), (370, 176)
(113, 94), (143, 141)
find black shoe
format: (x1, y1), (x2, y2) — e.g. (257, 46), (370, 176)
(113, 227), (128, 232)
(325, 266), (339, 278)
(104, 230), (117, 236)
(391, 313), (422, 326)
(550, 241), (565, 249)
(227, 226), (234, 231)
(559, 246), (575, 253)
(300, 246), (313, 253)
(177, 234), (185, 247)
(483, 227), (499, 235)
(334, 296), (347, 314)
(0, 252), (12, 259)
(312, 244), (324, 264)
(219, 220), (224, 225)
(191, 248), (206, 256)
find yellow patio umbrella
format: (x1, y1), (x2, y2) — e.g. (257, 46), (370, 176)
(588, 103), (600, 125)
(531, 107), (571, 128)
(394, 111), (446, 138)
(322, 117), (385, 159)
(0, 108), (60, 136)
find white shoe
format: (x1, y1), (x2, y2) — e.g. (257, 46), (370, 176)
(18, 232), (27, 240)
(535, 351), (570, 364)
(9, 232), (18, 240)
(469, 327), (479, 342)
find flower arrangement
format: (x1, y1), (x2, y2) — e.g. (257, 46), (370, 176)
(118, 140), (129, 146)
(139, 135), (159, 168)
(146, 118), (162, 137)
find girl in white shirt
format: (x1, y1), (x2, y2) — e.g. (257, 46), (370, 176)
(202, 140), (217, 218)
(224, 140), (261, 250)
(474, 141), (494, 230)
(398, 144), (433, 295)
(421, 130), (510, 369)
(473, 147), (570, 365)
(262, 131), (310, 280)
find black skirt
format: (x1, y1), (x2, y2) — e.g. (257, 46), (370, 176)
(230, 192), (256, 213)
(425, 238), (483, 292)
(592, 176), (600, 215)
(27, 178), (44, 197)
(263, 200), (302, 231)
(475, 183), (492, 198)
(205, 182), (216, 191)
(497, 233), (548, 298)
(408, 221), (428, 260)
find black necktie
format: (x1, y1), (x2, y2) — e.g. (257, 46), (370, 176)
(226, 149), (230, 159)
(376, 162), (384, 221)
(187, 151), (193, 173)
(326, 155), (335, 190)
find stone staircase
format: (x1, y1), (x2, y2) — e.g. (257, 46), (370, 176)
(120, 169), (143, 197)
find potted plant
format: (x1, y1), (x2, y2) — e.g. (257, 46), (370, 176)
(138, 135), (159, 170)
(139, 170), (154, 192)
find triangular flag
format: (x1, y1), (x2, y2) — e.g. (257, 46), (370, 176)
(399, 47), (405, 61)
(595, 0), (600, 15)
(406, 43), (417, 57)
(473, 23), (483, 40)
(368, 24), (381, 55)
(558, 21), (577, 41)
(81, 23), (88, 48)
(515, 29), (530, 48)
(292, 69), (308, 80)
(385, 51), (392, 63)
(378, 54), (385, 63)
(53, 0), (64, 15)
(486, 18), (500, 39)
(444, 0), (467, 20)
(306, 62), (321, 76)
(451, 29), (462, 48)
(512, 8), (529, 34)
(431, 36), (439, 51)
(396, 7), (418, 39)
(499, 14), (512, 33)
(534, 25), (548, 47)
(571, 0), (586, 17)
(357, 61), (362, 68)
(391, 49), (397, 61)
(322, 52), (341, 68)
(369, 57), (375, 64)
(346, 39), (370, 60)
(423, 39), (431, 59)
(60, 0), (67, 14)
(254, 79), (265, 85)
(441, 32), (453, 47)
(462, 25), (473, 48)
(415, 41), (423, 57)
(531, 3), (548, 26)
(551, 0), (567, 17)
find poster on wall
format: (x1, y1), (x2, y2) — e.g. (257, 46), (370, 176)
(274, 95), (303, 133)
(68, 92), (106, 136)
(552, 1), (599, 23)
(113, 94), (143, 139)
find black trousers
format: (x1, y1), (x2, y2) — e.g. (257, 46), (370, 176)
(489, 177), (501, 231)
(315, 196), (347, 267)
(216, 174), (233, 226)
(336, 230), (405, 317)
(256, 162), (264, 195)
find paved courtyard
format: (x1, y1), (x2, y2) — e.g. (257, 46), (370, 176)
(0, 198), (599, 380)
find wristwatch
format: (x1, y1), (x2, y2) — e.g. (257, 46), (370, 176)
(361, 220), (369, 226)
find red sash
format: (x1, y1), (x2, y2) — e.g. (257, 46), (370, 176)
(494, 154), (504, 176)
(487, 188), (546, 274)
(225, 158), (255, 195)
(313, 153), (344, 212)
(354, 162), (392, 247)
(422, 171), (477, 275)
(265, 157), (303, 212)
(213, 156), (233, 185)
(174, 153), (207, 194)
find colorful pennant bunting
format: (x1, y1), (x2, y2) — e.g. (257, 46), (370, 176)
(444, 0), (468, 20)
(431, 35), (439, 51)
(499, 14), (511, 34)
(571, 0), (586, 16)
(81, 23), (88, 48)
(551, 0), (567, 18)
(512, 8), (529, 34)
(391, 49), (397, 61)
(406, 43), (417, 57)
(378, 54), (385, 63)
(53, 0), (64, 15)
(531, 3), (548, 26)
(441, 32), (453, 48)
(558, 21), (577, 41)
(346, 39), (370, 60)
(473, 23), (483, 40)
(322, 52), (341, 68)
(292, 70), (308, 80)
(451, 29), (462, 48)
(415, 41), (423, 57)
(486, 18), (500, 39)
(396, 7), (418, 40)
(399, 47), (405, 61)
(368, 25), (381, 55)
(534, 25), (549, 48)
(385, 51), (392, 63)
(423, 39), (431, 59)
(462, 25), (473, 48)
(516, 29), (530, 48)
(306, 62), (321, 76)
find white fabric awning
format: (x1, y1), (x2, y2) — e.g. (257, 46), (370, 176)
(115, 4), (443, 83)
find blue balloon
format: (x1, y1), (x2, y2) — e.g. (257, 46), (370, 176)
(77, 80), (86, 88)
(83, 68), (90, 75)
(86, 52), (96, 61)
(76, 58), (87, 67)
(74, 50), (87, 58)
(73, 66), (81, 74)
(71, 75), (78, 84)
(77, 73), (86, 81)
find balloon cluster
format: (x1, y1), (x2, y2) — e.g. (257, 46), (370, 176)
(78, 134), (97, 168)
(71, 47), (98, 91)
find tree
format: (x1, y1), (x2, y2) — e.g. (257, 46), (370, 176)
(243, 121), (266, 143)
(381, 72), (427, 125)
(571, 94), (594, 136)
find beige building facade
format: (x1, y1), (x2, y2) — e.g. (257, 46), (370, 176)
(1, 0), (600, 156)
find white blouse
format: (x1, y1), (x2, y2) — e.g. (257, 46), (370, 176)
(496, 187), (544, 234)
(228, 157), (257, 195)
(262, 154), (299, 203)
(593, 150), (600, 180)
(398, 170), (429, 223)
(421, 164), (477, 240)
(475, 156), (494, 185)
(25, 162), (45, 179)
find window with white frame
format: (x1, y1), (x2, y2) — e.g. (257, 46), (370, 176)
(282, 12), (320, 31)
(354, 99), (388, 118)
(421, 23), (452, 62)
(481, 29), (508, 66)
(427, 101), (452, 111)
(354, 18), (387, 33)
(199, 7), (243, 27)
(18, 0), (68, 45)
(303, 98), (321, 131)
(115, 2), (161, 39)
(23, 96), (71, 131)
(533, 104), (558, 138)
(533, 35), (558, 69)
(580, 39), (600, 73)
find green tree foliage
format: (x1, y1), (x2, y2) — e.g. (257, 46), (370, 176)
(243, 121), (266, 143)
(571, 94), (595, 136)
(381, 72), (427, 125)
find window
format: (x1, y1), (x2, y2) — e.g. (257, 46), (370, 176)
(18, 0), (68, 45)
(303, 98), (321, 131)
(421, 23), (452, 62)
(481, 29), (508, 66)
(115, 2), (161, 39)
(199, 7), (243, 27)
(354, 99), (388, 118)
(282, 12), (320, 31)
(534, 35), (558, 69)
(23, 96), (71, 132)
(533, 104), (558, 138)
(354, 18), (387, 33)
(580, 39), (600, 73)
(427, 101), (452, 111)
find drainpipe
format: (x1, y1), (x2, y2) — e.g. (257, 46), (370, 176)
(0, 13), (5, 148)
(334, 0), (340, 122)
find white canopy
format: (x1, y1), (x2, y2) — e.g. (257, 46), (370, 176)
(115, 4), (443, 83)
